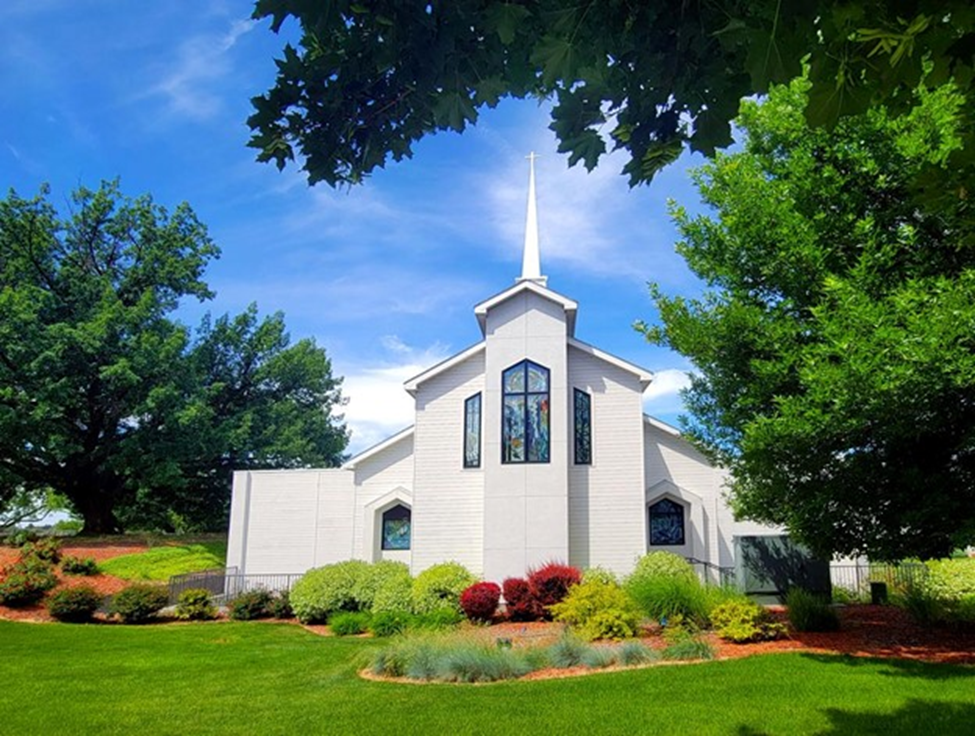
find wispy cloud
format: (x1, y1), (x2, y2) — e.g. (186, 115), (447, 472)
(642, 367), (692, 419)
(147, 18), (254, 120)
(340, 339), (451, 454)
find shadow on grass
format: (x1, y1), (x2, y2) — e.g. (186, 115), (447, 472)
(799, 652), (975, 681)
(736, 699), (975, 736)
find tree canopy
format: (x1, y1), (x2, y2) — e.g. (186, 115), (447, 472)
(641, 77), (975, 560)
(0, 182), (347, 534)
(248, 0), (975, 189)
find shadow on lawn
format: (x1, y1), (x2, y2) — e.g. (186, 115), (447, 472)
(799, 652), (975, 681)
(735, 699), (975, 736)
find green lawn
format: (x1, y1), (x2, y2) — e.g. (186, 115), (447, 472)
(0, 621), (973, 735)
(98, 541), (227, 581)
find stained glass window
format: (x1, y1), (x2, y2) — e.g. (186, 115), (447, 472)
(381, 504), (411, 550)
(502, 360), (550, 463)
(574, 389), (591, 465)
(464, 393), (481, 468)
(648, 498), (685, 546)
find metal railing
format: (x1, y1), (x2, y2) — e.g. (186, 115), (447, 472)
(828, 562), (927, 602)
(685, 557), (736, 587)
(168, 568), (303, 604)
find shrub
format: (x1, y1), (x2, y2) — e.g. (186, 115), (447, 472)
(710, 599), (786, 643)
(353, 560), (411, 611)
(175, 588), (217, 621)
(527, 561), (581, 610)
(924, 558), (975, 600)
(582, 566), (618, 586)
(111, 584), (169, 624)
(899, 582), (945, 627)
(411, 561), (477, 614)
(0, 560), (58, 607)
(47, 586), (102, 622)
(290, 560), (371, 623)
(229, 589), (274, 621)
(460, 582), (501, 623)
(502, 577), (542, 621)
(630, 551), (697, 582)
(271, 590), (293, 619)
(369, 610), (414, 637)
(549, 580), (642, 641)
(20, 538), (62, 565)
(329, 610), (372, 636)
(413, 607), (464, 630)
(60, 556), (99, 576)
(786, 588), (840, 632)
(370, 567), (414, 614)
(625, 574), (710, 626)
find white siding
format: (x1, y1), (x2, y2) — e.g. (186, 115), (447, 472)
(228, 469), (355, 575)
(568, 345), (646, 577)
(350, 434), (414, 561)
(411, 350), (485, 574)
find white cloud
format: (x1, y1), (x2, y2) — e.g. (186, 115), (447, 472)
(340, 339), (451, 454)
(642, 368), (692, 419)
(148, 19), (254, 120)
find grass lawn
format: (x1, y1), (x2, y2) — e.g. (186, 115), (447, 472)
(98, 541), (227, 581)
(1, 621), (973, 735)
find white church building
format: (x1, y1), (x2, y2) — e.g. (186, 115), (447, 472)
(226, 159), (777, 584)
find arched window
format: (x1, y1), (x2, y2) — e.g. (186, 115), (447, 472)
(502, 360), (550, 463)
(648, 498), (685, 546)
(381, 504), (411, 550)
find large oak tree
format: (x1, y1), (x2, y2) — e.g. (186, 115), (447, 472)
(642, 78), (974, 560)
(0, 182), (347, 534)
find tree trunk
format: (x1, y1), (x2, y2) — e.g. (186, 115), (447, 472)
(66, 469), (124, 536)
(77, 502), (122, 535)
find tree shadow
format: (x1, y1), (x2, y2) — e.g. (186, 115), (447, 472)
(735, 699), (975, 736)
(799, 652), (975, 681)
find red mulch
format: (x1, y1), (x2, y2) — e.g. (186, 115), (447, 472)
(0, 541), (151, 623)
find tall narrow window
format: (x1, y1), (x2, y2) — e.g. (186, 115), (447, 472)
(648, 498), (685, 546)
(464, 393), (481, 468)
(381, 504), (411, 550)
(574, 388), (591, 465)
(502, 360), (550, 463)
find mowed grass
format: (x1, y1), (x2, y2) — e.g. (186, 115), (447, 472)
(98, 541), (227, 581)
(0, 621), (973, 735)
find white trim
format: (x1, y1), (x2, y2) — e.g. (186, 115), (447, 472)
(473, 281), (578, 336)
(643, 414), (682, 437)
(342, 426), (414, 469)
(568, 338), (654, 388)
(403, 343), (486, 396)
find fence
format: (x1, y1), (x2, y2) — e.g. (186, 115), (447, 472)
(168, 568), (303, 604)
(828, 562), (928, 602)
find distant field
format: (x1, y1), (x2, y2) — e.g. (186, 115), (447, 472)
(98, 540), (227, 581)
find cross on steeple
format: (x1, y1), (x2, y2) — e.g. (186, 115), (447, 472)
(517, 152), (547, 286)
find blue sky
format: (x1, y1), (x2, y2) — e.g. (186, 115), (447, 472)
(1, 1), (713, 455)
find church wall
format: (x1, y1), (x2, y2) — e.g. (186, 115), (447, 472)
(482, 292), (569, 581)
(411, 350), (485, 574)
(567, 345), (647, 576)
(227, 469), (355, 575)
(350, 434), (414, 562)
(643, 424), (778, 568)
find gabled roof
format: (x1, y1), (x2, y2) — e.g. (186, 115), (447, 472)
(342, 426), (414, 470)
(568, 338), (654, 390)
(473, 280), (578, 337)
(403, 343), (485, 397)
(643, 414), (682, 437)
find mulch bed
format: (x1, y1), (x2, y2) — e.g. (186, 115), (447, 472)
(2, 541), (973, 667)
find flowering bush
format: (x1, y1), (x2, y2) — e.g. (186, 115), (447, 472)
(527, 562), (581, 609)
(460, 582), (501, 623)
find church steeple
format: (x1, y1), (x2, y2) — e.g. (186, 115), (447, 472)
(517, 152), (547, 286)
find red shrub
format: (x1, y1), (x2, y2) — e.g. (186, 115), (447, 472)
(460, 582), (501, 622)
(527, 562), (582, 610)
(502, 577), (543, 621)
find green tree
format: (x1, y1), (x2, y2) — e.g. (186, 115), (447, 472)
(247, 0), (975, 189)
(0, 182), (347, 534)
(641, 77), (974, 560)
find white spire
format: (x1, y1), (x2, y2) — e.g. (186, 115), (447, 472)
(517, 152), (547, 286)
